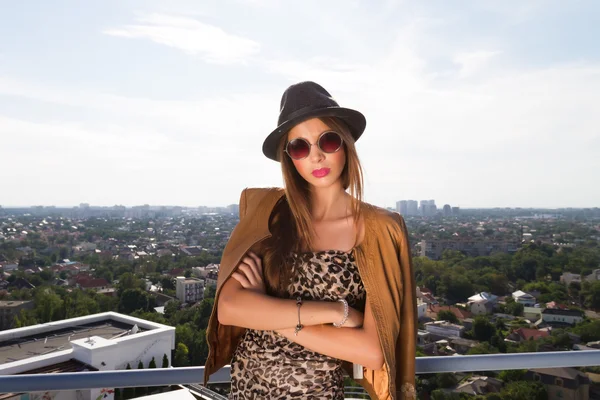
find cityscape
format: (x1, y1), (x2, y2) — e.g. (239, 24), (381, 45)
(1, 199), (599, 399)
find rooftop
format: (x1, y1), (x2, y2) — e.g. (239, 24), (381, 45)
(0, 319), (144, 365)
(0, 300), (32, 308)
(542, 308), (584, 316)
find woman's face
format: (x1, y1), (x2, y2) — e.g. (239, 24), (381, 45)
(286, 118), (346, 189)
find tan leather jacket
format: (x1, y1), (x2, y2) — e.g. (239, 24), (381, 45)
(204, 188), (417, 399)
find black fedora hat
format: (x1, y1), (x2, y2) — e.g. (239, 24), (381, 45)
(262, 81), (366, 162)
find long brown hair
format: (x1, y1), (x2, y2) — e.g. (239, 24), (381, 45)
(261, 117), (365, 297)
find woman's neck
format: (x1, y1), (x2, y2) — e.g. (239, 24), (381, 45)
(309, 184), (350, 222)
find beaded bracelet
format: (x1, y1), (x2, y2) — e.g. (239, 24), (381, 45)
(333, 298), (349, 328)
(294, 297), (304, 336)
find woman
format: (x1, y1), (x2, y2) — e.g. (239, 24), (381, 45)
(204, 81), (417, 399)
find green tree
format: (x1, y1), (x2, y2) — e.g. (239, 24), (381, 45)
(431, 390), (461, 400)
(160, 277), (175, 291)
(123, 364), (134, 399)
(149, 357), (157, 369)
(204, 285), (216, 299)
(435, 373), (458, 388)
(174, 343), (190, 367)
(472, 316), (497, 342)
(490, 334), (507, 353)
(117, 272), (144, 295)
(118, 288), (150, 314)
(34, 288), (64, 322)
(467, 342), (498, 355)
(39, 269), (54, 281)
(505, 301), (524, 317)
(437, 310), (459, 324)
(572, 320), (600, 342)
(498, 369), (526, 383)
(162, 354), (169, 368)
(135, 361), (147, 397)
(500, 381), (546, 400)
(444, 273), (474, 303)
(583, 281), (600, 310)
(194, 298), (214, 329)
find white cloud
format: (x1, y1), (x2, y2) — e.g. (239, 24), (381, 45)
(103, 13), (260, 64)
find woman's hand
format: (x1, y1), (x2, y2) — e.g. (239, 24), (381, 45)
(231, 251), (265, 294)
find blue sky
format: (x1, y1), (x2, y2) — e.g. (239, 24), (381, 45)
(1, 0), (599, 208)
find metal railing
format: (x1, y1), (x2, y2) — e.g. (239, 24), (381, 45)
(1, 350), (599, 394)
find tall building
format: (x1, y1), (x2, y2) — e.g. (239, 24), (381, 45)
(443, 204), (452, 217)
(407, 200), (418, 216)
(396, 200), (408, 215)
(175, 276), (204, 304)
(420, 200), (437, 216)
(0, 312), (175, 400)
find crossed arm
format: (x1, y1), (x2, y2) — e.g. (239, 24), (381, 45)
(217, 252), (384, 371)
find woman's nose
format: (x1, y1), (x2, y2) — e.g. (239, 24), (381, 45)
(309, 144), (325, 163)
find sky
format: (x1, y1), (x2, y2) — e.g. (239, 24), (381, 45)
(1, 0), (599, 209)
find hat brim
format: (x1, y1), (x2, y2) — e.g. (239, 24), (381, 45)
(262, 107), (366, 162)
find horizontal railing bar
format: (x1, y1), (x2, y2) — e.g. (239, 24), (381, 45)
(416, 350), (600, 374)
(0, 351), (599, 393)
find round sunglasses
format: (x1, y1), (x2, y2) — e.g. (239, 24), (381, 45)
(285, 131), (344, 160)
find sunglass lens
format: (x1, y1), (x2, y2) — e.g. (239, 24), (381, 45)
(319, 132), (343, 153)
(287, 139), (310, 159)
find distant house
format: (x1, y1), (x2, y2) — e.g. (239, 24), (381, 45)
(9, 278), (35, 290)
(2, 264), (18, 272)
(512, 290), (537, 307)
(192, 264), (219, 279)
(468, 292), (498, 315)
(449, 376), (503, 396)
(424, 320), (465, 339)
(205, 271), (218, 288)
(585, 268), (600, 282)
(416, 287), (438, 305)
(157, 249), (173, 258)
(448, 337), (480, 354)
(505, 327), (550, 343)
(546, 301), (570, 310)
(180, 246), (204, 256)
(78, 278), (110, 290)
(417, 330), (431, 346)
(167, 268), (185, 277)
(526, 368), (590, 400)
(416, 298), (427, 320)
(427, 305), (473, 321)
(541, 308), (584, 326)
(560, 272), (582, 286)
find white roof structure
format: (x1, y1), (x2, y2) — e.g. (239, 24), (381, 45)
(468, 292), (498, 303)
(512, 290), (535, 298)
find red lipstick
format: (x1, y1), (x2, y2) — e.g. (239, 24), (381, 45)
(312, 168), (330, 178)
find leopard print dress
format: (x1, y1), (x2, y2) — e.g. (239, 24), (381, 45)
(229, 249), (366, 399)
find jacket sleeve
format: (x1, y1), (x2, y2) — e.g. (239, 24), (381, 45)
(394, 214), (418, 399)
